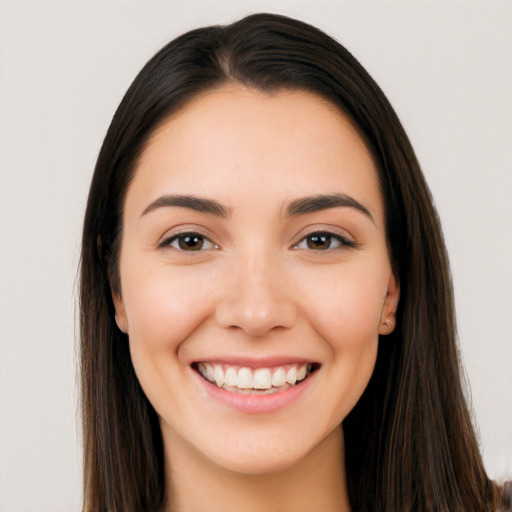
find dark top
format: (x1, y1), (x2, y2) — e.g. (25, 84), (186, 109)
(494, 481), (512, 511)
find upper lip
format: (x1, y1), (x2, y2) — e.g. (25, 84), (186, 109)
(191, 356), (319, 368)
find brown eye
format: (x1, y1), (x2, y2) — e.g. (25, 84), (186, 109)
(178, 234), (204, 250)
(165, 232), (217, 252)
(293, 231), (356, 251)
(306, 234), (332, 250)
(306, 234), (332, 251)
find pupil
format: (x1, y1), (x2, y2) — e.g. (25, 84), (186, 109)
(179, 235), (203, 250)
(307, 234), (330, 250)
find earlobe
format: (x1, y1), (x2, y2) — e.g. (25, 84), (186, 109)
(379, 274), (400, 335)
(112, 292), (128, 334)
(108, 258), (128, 334)
(379, 312), (396, 335)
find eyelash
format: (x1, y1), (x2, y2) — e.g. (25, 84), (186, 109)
(160, 230), (355, 252)
(160, 232), (218, 252)
(292, 231), (356, 251)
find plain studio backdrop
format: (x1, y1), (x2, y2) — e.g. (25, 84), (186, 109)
(0, 1), (511, 510)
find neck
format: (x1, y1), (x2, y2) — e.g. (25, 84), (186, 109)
(163, 427), (350, 512)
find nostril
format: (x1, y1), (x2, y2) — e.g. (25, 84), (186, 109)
(215, 297), (297, 336)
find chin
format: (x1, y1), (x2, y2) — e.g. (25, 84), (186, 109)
(209, 444), (317, 477)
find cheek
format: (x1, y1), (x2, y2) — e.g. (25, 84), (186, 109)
(299, 262), (387, 350)
(122, 264), (217, 353)
(120, 263), (219, 410)
(298, 263), (386, 421)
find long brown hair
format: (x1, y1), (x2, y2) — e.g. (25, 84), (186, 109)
(80, 13), (496, 511)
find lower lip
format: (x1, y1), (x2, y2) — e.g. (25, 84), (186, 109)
(191, 368), (316, 414)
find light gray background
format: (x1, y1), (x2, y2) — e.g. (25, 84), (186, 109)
(1, 1), (511, 510)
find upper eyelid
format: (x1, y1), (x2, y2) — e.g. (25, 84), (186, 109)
(292, 231), (355, 249)
(291, 225), (356, 244)
(157, 225), (356, 249)
(159, 232), (219, 253)
(158, 226), (217, 246)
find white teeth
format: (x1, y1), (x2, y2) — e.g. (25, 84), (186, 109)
(253, 368), (272, 389)
(224, 367), (237, 387)
(286, 366), (297, 385)
(204, 363), (214, 382)
(237, 367), (253, 389)
(213, 364), (224, 387)
(296, 364), (307, 381)
(196, 362), (314, 392)
(271, 367), (286, 387)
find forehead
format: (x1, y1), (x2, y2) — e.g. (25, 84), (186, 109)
(127, 86), (383, 225)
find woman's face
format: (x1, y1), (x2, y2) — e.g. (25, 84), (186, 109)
(113, 86), (399, 475)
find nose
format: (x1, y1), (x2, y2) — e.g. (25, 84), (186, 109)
(215, 251), (297, 337)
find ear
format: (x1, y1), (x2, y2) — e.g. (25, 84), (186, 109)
(378, 273), (400, 335)
(112, 290), (128, 334)
(100, 232), (128, 335)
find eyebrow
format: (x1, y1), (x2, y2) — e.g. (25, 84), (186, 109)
(141, 194), (231, 218)
(140, 192), (373, 222)
(284, 193), (373, 222)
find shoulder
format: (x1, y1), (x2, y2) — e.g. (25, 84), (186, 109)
(494, 481), (512, 511)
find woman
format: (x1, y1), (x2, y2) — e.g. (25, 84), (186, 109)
(79, 12), (510, 512)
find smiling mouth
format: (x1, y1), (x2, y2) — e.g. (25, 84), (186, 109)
(192, 362), (320, 394)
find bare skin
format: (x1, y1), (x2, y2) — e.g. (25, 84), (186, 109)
(165, 426), (349, 512)
(113, 85), (398, 511)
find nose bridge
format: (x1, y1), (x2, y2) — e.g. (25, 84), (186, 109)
(215, 244), (297, 336)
